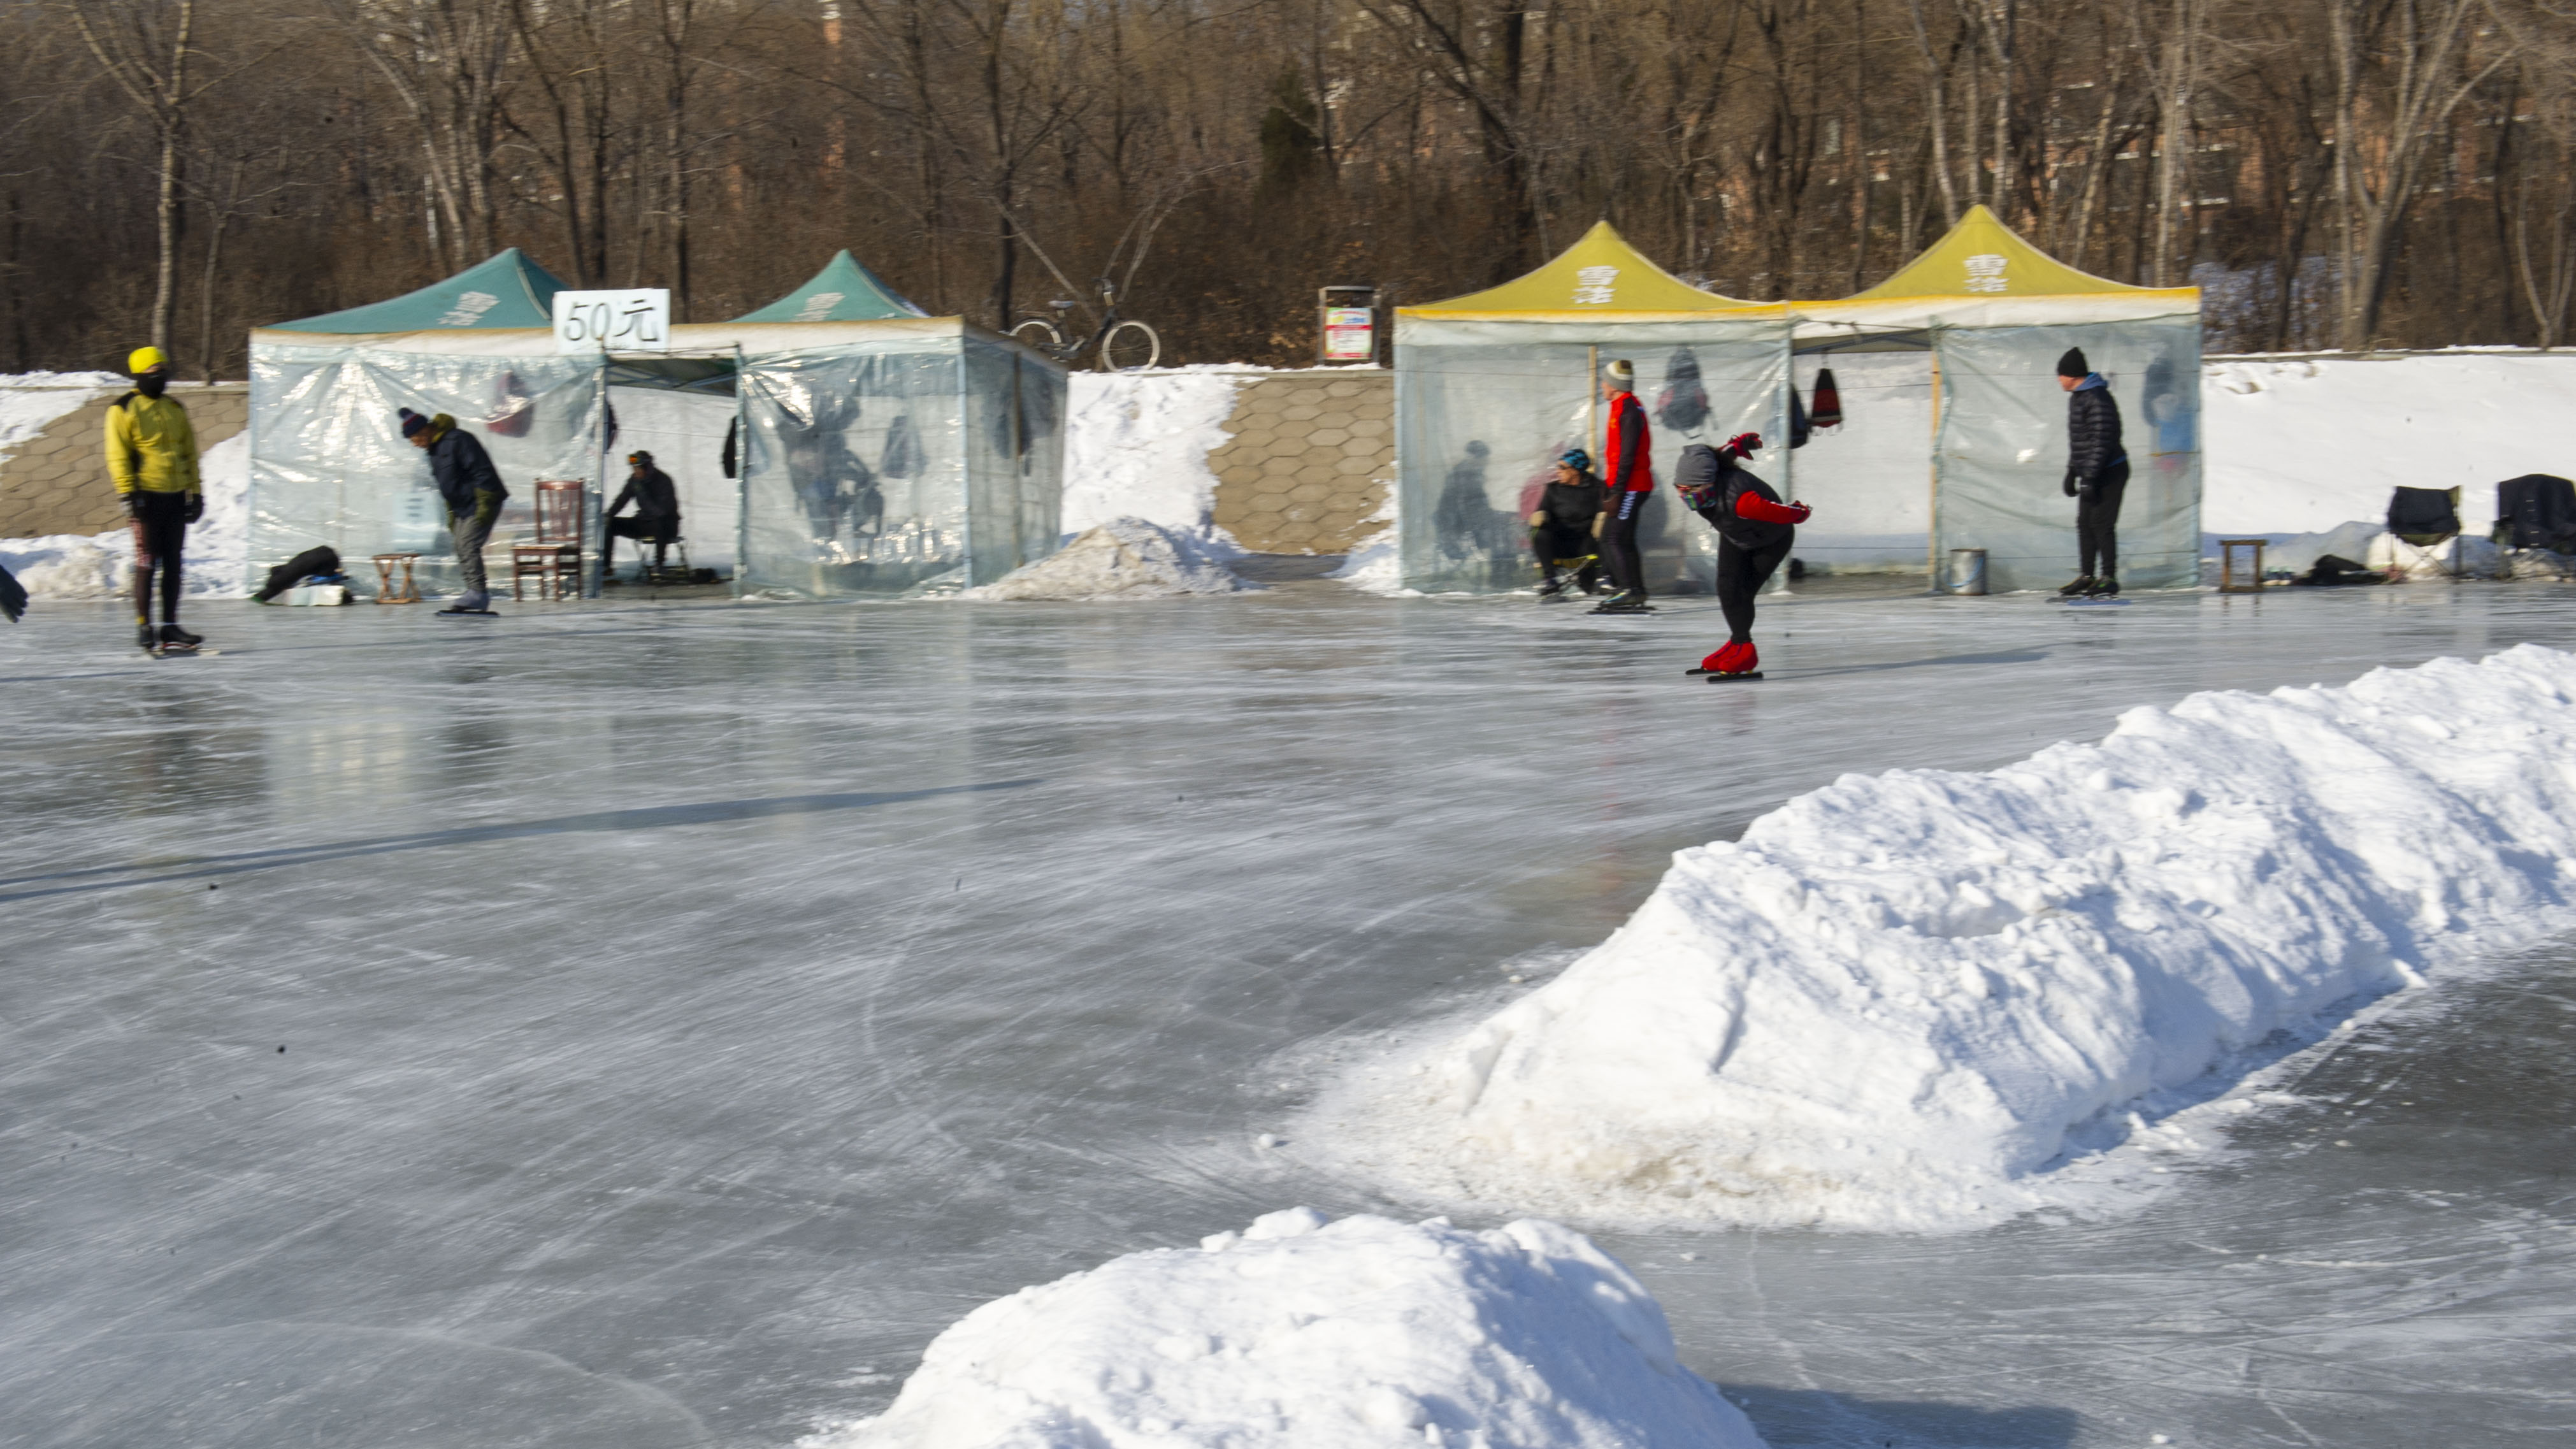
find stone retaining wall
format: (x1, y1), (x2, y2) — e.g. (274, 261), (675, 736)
(0, 383), (248, 538)
(1207, 370), (1391, 554)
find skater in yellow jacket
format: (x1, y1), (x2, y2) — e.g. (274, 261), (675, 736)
(104, 346), (205, 654)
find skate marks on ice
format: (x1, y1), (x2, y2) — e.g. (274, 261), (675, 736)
(0, 779), (1039, 902)
(1299, 645), (2576, 1233)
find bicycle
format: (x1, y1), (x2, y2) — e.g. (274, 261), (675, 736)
(1011, 278), (1162, 371)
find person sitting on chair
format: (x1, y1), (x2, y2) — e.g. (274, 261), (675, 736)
(604, 450), (682, 580)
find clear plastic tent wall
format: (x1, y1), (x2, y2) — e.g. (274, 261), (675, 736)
(735, 331), (1063, 596)
(1934, 317), (2201, 591)
(1395, 315), (1791, 593)
(249, 342), (603, 592)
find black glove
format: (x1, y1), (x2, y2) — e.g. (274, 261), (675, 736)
(2062, 468), (2080, 499)
(120, 492), (142, 519)
(183, 493), (205, 524)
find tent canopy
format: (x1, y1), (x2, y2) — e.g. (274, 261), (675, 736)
(1408, 221), (1767, 319)
(1799, 206), (2196, 331)
(732, 250), (928, 323)
(267, 249), (566, 333)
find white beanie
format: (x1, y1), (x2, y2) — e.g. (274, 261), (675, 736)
(1605, 359), (1635, 387)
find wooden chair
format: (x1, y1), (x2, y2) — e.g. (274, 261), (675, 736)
(370, 552), (421, 603)
(2217, 539), (2266, 593)
(512, 480), (586, 602)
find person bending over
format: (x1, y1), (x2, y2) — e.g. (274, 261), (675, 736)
(2057, 346), (2129, 597)
(401, 407), (510, 615)
(604, 449), (682, 580)
(106, 346), (204, 653)
(1529, 449), (1606, 598)
(1682, 433), (1811, 677)
(1594, 359), (1653, 612)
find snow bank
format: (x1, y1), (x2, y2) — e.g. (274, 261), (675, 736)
(1313, 646), (2576, 1232)
(0, 433), (249, 600)
(1327, 490), (1406, 595)
(961, 517), (1256, 600)
(1061, 368), (1252, 541)
(802, 1208), (1766, 1449)
(0, 371), (122, 455)
(2202, 352), (2576, 535)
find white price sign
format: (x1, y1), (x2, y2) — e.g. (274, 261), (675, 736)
(553, 289), (672, 354)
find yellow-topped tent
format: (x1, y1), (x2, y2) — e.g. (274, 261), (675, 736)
(1801, 205), (2198, 330)
(1783, 205), (2202, 591)
(1393, 222), (1792, 593)
(1410, 220), (1769, 319)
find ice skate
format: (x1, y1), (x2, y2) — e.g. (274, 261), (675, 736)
(1687, 640), (1762, 679)
(2056, 575), (2096, 596)
(155, 624), (202, 654)
(1588, 590), (1653, 614)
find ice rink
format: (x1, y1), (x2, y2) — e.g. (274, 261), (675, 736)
(5, 578), (2572, 1448)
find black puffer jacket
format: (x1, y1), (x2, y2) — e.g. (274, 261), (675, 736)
(425, 426), (509, 514)
(2066, 380), (2126, 488)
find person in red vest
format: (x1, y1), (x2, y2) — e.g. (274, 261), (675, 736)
(1594, 359), (1653, 613)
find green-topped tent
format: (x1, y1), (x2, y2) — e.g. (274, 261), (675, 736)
(731, 250), (928, 323)
(267, 249), (567, 333)
(1394, 221), (1792, 593)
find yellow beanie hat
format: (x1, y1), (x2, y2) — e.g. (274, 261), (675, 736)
(129, 346), (169, 373)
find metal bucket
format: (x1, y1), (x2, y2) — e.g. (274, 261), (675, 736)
(1948, 548), (1989, 596)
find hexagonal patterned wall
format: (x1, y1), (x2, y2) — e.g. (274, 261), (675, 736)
(0, 384), (248, 538)
(1207, 371), (1391, 554)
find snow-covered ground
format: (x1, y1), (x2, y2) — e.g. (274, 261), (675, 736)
(6, 584), (2575, 1448)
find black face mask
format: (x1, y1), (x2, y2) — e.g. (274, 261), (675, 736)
(134, 373), (168, 398)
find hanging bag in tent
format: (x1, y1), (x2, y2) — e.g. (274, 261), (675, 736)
(1810, 367), (1843, 429)
(1788, 383), (1811, 449)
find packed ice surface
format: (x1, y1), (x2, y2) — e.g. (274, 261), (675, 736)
(807, 1208), (1764, 1449)
(962, 517), (1255, 600)
(1311, 645), (2576, 1231)
(7, 583), (2576, 1449)
(1060, 368), (1250, 542)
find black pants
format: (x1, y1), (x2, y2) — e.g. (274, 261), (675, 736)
(1716, 533), (1794, 644)
(1601, 489), (1648, 596)
(1530, 523), (1599, 589)
(129, 491), (187, 624)
(2078, 462), (2129, 579)
(605, 515), (679, 569)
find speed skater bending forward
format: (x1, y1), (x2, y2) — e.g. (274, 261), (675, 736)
(1676, 433), (1811, 677)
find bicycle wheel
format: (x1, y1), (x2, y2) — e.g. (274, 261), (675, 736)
(1011, 318), (1065, 354)
(1098, 319), (1161, 372)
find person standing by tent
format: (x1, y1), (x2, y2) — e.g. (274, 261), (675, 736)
(2057, 347), (2129, 597)
(1677, 433), (1811, 678)
(1528, 449), (1606, 598)
(106, 347), (206, 654)
(401, 408), (509, 616)
(603, 449), (682, 580)
(1594, 359), (1653, 613)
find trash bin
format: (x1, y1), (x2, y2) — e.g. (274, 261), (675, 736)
(1948, 547), (1988, 595)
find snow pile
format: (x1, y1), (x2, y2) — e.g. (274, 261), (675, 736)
(962, 517), (1256, 600)
(2367, 530), (2503, 580)
(0, 433), (249, 600)
(2201, 352), (2576, 536)
(802, 1208), (1766, 1449)
(1327, 489), (1406, 595)
(2238, 519), (2382, 579)
(1061, 368), (1251, 542)
(1314, 646), (2576, 1232)
(0, 370), (123, 454)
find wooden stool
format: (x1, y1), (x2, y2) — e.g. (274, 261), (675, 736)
(371, 552), (422, 604)
(2217, 538), (2267, 593)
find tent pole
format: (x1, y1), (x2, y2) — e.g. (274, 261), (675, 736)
(1926, 338), (1943, 592)
(730, 344), (747, 602)
(586, 353), (607, 598)
(1586, 345), (1599, 465)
